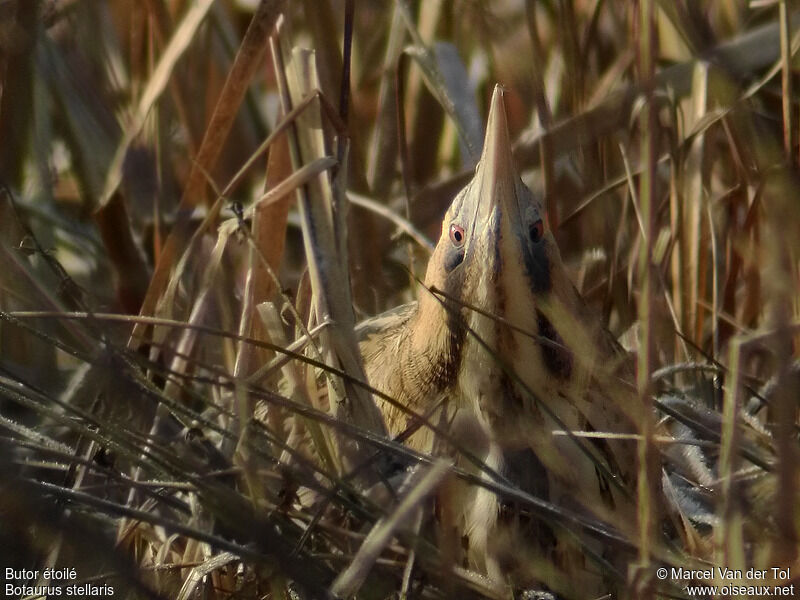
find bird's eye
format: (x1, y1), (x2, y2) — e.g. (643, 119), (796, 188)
(529, 219), (544, 243)
(449, 224), (465, 247)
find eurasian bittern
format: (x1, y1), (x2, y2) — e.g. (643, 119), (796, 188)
(360, 85), (641, 592)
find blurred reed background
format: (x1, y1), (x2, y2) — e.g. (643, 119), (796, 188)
(0, 0), (799, 598)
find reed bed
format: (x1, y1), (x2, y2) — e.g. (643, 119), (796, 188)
(0, 1), (799, 598)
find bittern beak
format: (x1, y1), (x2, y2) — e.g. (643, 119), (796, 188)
(470, 85), (519, 240)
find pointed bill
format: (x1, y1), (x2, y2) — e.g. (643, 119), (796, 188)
(471, 85), (521, 233)
(479, 85), (515, 187)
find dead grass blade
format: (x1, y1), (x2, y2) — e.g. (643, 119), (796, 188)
(130, 0), (285, 347)
(514, 12), (800, 168)
(397, 1), (481, 163)
(330, 460), (452, 597)
(272, 21), (388, 477)
(100, 0), (216, 208)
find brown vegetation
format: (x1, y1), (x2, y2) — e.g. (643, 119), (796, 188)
(0, 1), (799, 598)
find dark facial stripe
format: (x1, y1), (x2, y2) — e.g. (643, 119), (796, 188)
(444, 248), (464, 272)
(522, 241), (551, 294)
(536, 310), (572, 380)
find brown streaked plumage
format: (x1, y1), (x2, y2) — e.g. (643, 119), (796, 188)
(359, 85), (641, 594)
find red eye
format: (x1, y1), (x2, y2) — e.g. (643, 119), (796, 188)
(529, 219), (544, 243)
(449, 224), (465, 247)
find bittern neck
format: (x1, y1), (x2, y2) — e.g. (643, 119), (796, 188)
(400, 292), (463, 400)
(361, 293), (463, 436)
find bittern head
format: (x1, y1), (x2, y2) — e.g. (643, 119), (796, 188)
(424, 85), (563, 327)
(416, 85), (635, 477)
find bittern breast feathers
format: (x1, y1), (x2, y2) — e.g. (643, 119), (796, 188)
(360, 85), (638, 584)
